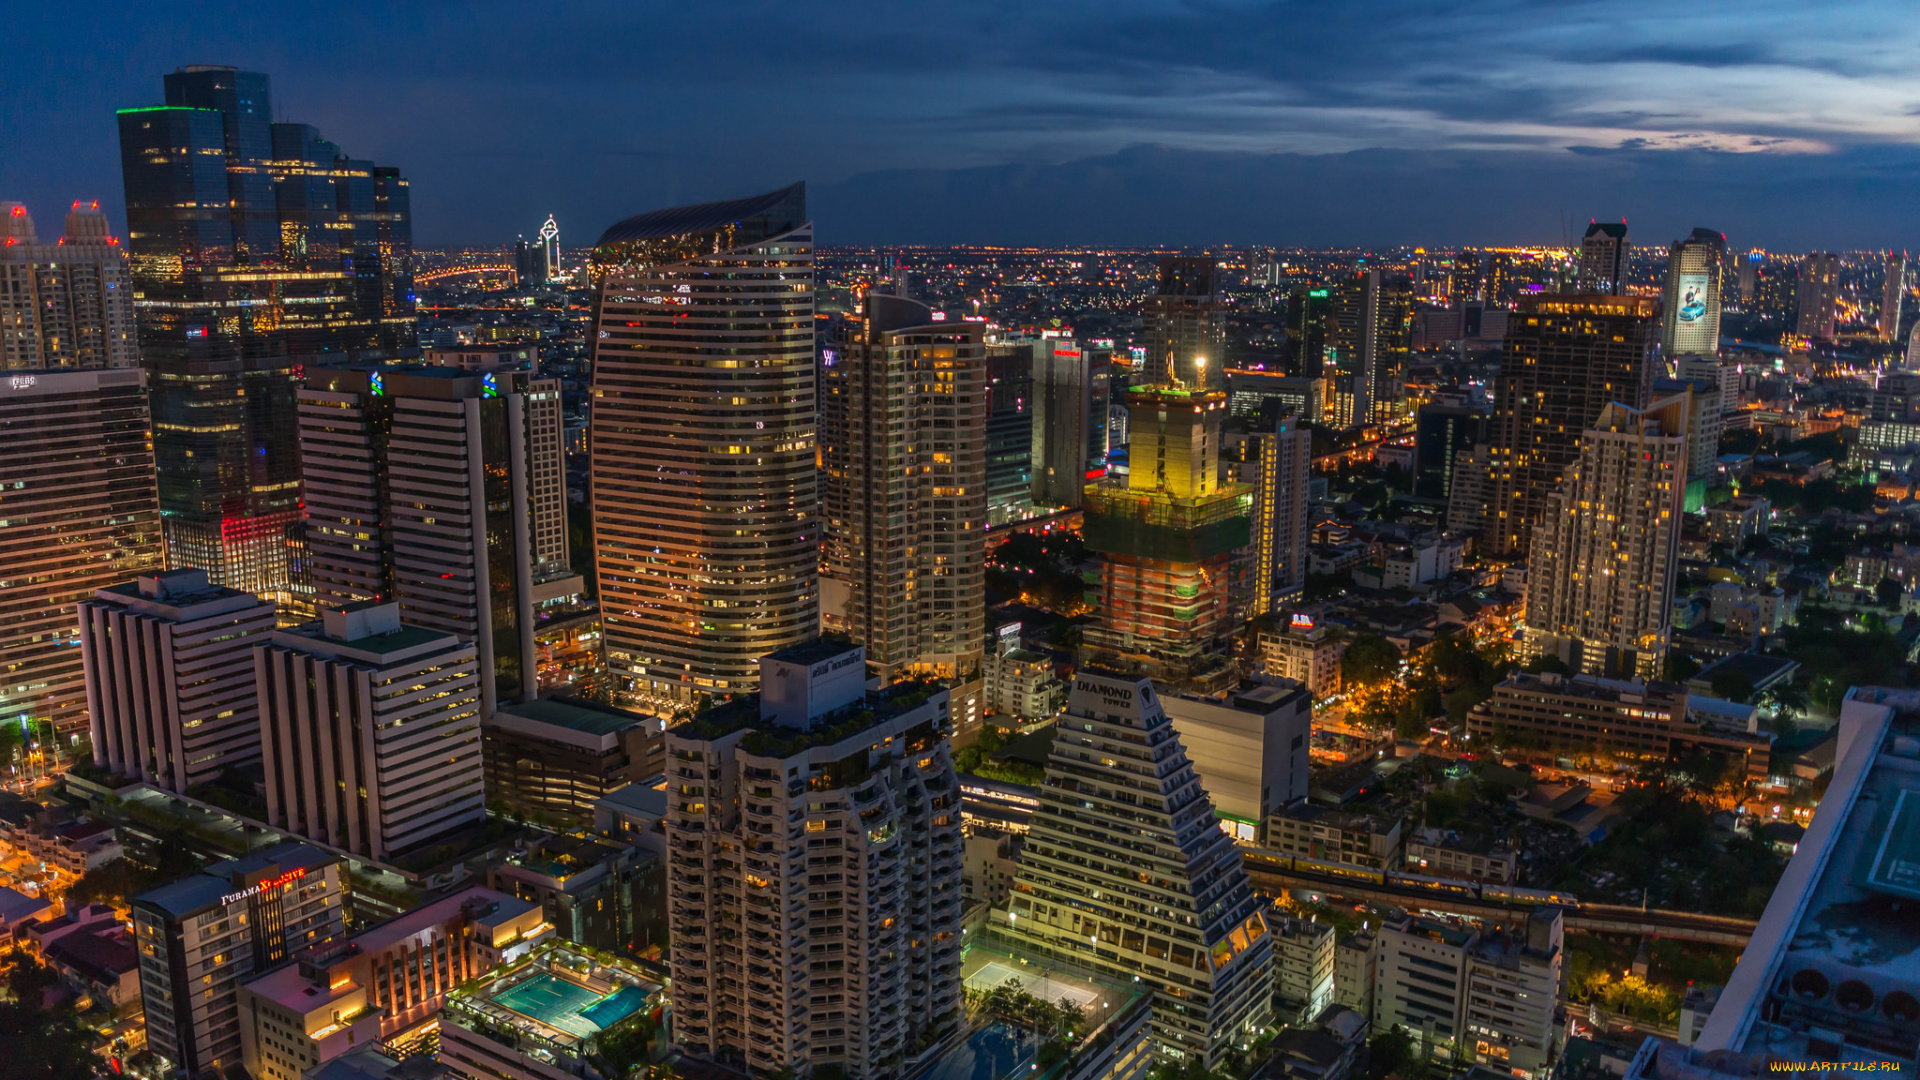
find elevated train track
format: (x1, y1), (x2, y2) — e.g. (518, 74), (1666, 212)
(1242, 848), (1755, 946)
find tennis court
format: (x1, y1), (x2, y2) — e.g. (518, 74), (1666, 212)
(966, 961), (1101, 1011)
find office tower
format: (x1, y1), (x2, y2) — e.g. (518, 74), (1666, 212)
(1482, 295), (1660, 556)
(1145, 256), (1225, 390)
(1160, 675), (1313, 839)
(80, 568), (276, 792)
(299, 365), (571, 713)
(239, 886), (550, 1080)
(1739, 249), (1761, 303)
(1285, 284), (1331, 377)
(254, 602), (484, 861)
(1082, 383), (1251, 686)
(1226, 370), (1327, 425)
(1882, 252), (1906, 342)
(1000, 669), (1274, 1065)
(0, 368), (163, 738)
(1661, 227), (1727, 358)
(0, 201), (138, 370)
(985, 341), (1035, 524)
(1329, 269), (1413, 426)
(1250, 415), (1312, 613)
(1617, 687), (1920, 1080)
(513, 238), (538, 285)
(117, 66), (416, 596)
(1523, 394), (1688, 679)
(1031, 338), (1092, 507)
(1577, 221), (1629, 295)
(662, 641), (964, 1077)
(1414, 403), (1490, 501)
(1796, 252), (1841, 339)
(483, 699), (663, 825)
(133, 842), (345, 1079)
(587, 183), (816, 707)
(1087, 341), (1113, 478)
(820, 292), (987, 724)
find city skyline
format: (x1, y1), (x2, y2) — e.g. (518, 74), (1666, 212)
(4, 2), (1920, 248)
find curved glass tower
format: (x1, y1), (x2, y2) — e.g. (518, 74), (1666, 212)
(588, 184), (816, 707)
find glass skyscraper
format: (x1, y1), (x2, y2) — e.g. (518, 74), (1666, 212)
(116, 66), (416, 601)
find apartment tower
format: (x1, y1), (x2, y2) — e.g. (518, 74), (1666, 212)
(254, 602), (484, 861)
(1524, 394), (1689, 679)
(80, 568), (277, 793)
(1577, 222), (1629, 296)
(1661, 227), (1727, 359)
(1483, 295), (1660, 556)
(821, 292), (987, 726)
(1329, 269), (1414, 427)
(1882, 253), (1906, 342)
(662, 641), (964, 1078)
(298, 365), (571, 713)
(587, 184), (816, 708)
(0, 201), (138, 370)
(1000, 669), (1274, 1066)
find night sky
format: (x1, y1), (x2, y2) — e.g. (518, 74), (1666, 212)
(6, 1), (1918, 250)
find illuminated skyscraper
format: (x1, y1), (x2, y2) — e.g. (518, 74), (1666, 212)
(1796, 252), (1841, 339)
(1483, 295), (1660, 556)
(999, 669), (1274, 1065)
(1882, 252), (1906, 342)
(1250, 415), (1311, 614)
(539, 214), (561, 281)
(1661, 227), (1726, 358)
(1524, 393), (1689, 679)
(1739, 249), (1762, 304)
(1329, 269), (1413, 426)
(984, 341), (1035, 524)
(1082, 373), (1251, 686)
(587, 184), (816, 707)
(1145, 257), (1225, 391)
(820, 292), (987, 732)
(1577, 221), (1629, 295)
(1284, 284), (1331, 377)
(1031, 338), (1093, 508)
(298, 366), (574, 715)
(116, 66), (415, 598)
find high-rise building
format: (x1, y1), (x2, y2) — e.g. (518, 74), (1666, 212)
(1160, 676), (1313, 839)
(820, 292), (987, 729)
(80, 568), (277, 793)
(1483, 295), (1660, 556)
(1738, 249), (1762, 304)
(1145, 257), (1225, 391)
(1082, 384), (1251, 686)
(999, 669), (1274, 1065)
(254, 602), (485, 861)
(984, 341), (1035, 525)
(0, 368), (163, 738)
(1031, 338), (1093, 507)
(1796, 252), (1841, 339)
(1269, 915), (1336, 1027)
(586, 183), (816, 707)
(1661, 228), (1726, 358)
(117, 65), (416, 597)
(1577, 222), (1629, 296)
(1909, 324), (1920, 371)
(1329, 269), (1413, 426)
(1523, 394), (1688, 679)
(0, 201), (138, 371)
(1653, 377), (1721, 482)
(662, 641), (964, 1078)
(1882, 252), (1906, 342)
(298, 365), (572, 713)
(1284, 284), (1331, 377)
(538, 214), (561, 281)
(1414, 403), (1490, 502)
(134, 842), (346, 1079)
(1250, 415), (1312, 614)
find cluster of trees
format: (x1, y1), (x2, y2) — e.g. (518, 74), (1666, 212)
(951, 724), (1045, 785)
(1344, 631), (1510, 740)
(1781, 606), (1909, 714)
(1574, 971), (1682, 1025)
(1551, 782), (1785, 916)
(975, 985), (1088, 1072)
(0, 953), (98, 1080)
(987, 533), (1091, 614)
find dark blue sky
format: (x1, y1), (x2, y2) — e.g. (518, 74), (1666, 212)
(6, 1), (1917, 250)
